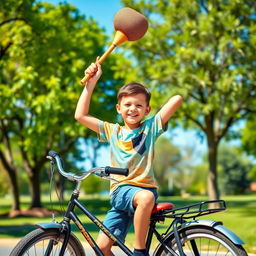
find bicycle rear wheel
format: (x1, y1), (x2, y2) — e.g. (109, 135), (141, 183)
(154, 226), (247, 256)
(10, 228), (85, 256)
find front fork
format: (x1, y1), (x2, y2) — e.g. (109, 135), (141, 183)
(41, 218), (71, 256)
(56, 192), (77, 256)
(58, 219), (71, 256)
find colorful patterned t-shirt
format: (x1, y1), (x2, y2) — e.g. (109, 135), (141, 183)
(98, 113), (166, 193)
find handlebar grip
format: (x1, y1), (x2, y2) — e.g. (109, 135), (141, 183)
(48, 150), (60, 158)
(105, 166), (129, 176)
(48, 151), (63, 169)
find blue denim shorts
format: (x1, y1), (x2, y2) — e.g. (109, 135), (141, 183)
(102, 185), (158, 242)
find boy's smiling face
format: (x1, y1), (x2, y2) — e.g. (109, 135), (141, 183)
(116, 93), (151, 130)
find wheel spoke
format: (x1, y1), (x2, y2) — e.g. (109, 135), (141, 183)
(45, 239), (54, 256)
(215, 241), (220, 256)
(190, 239), (200, 256)
(207, 238), (211, 256)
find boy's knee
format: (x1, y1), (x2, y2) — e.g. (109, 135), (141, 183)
(98, 243), (112, 255)
(97, 233), (113, 254)
(133, 190), (155, 208)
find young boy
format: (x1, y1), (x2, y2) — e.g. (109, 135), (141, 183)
(75, 59), (182, 256)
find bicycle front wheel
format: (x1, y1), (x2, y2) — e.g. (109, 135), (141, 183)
(154, 227), (247, 256)
(10, 228), (85, 256)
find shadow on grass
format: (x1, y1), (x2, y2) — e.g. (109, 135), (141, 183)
(0, 197), (111, 238)
(40, 197), (111, 216)
(0, 222), (102, 239)
(0, 225), (35, 238)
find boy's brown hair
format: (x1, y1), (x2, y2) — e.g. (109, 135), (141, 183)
(117, 82), (151, 105)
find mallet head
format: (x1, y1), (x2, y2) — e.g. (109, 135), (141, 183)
(114, 7), (148, 41)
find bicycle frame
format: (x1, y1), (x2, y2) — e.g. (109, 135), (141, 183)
(40, 192), (196, 256)
(37, 185), (189, 256)
(48, 190), (133, 256)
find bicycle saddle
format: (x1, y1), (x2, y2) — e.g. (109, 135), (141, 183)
(152, 202), (174, 214)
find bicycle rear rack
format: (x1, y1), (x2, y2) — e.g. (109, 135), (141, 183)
(160, 200), (226, 219)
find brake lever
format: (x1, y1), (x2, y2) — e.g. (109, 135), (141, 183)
(102, 176), (118, 182)
(94, 171), (118, 182)
(46, 155), (56, 165)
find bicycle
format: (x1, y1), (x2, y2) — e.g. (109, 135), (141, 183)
(10, 150), (248, 256)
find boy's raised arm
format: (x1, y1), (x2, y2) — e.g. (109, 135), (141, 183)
(74, 60), (102, 134)
(158, 95), (183, 128)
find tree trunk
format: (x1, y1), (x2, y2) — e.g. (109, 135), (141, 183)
(28, 168), (42, 208)
(0, 151), (20, 211)
(207, 136), (220, 202)
(8, 168), (20, 211)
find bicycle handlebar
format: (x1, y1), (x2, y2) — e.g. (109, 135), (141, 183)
(47, 150), (129, 181)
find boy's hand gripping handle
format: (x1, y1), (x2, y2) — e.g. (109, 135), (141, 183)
(80, 45), (114, 85)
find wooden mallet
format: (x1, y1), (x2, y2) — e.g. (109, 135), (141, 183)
(80, 7), (148, 85)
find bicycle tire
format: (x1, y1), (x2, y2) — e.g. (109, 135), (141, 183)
(153, 226), (247, 256)
(9, 228), (86, 256)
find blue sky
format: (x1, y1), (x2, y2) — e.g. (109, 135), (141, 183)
(46, 0), (123, 35)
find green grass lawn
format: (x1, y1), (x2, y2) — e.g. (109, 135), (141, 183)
(0, 194), (256, 254)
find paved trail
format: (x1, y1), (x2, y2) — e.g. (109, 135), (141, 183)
(0, 238), (130, 255)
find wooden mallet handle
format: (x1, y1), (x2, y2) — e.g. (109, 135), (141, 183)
(80, 31), (128, 85)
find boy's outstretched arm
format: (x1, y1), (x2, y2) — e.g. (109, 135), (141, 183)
(158, 95), (183, 127)
(74, 59), (102, 133)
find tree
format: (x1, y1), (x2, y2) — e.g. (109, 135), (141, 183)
(0, 0), (125, 211)
(120, 0), (256, 202)
(241, 117), (256, 181)
(172, 146), (198, 196)
(0, 160), (9, 196)
(218, 143), (251, 195)
(69, 137), (109, 195)
(187, 162), (208, 195)
(153, 136), (181, 195)
(154, 136), (198, 196)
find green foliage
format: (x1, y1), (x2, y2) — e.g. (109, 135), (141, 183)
(120, 0), (256, 199)
(248, 166), (256, 181)
(0, 163), (9, 195)
(187, 162), (208, 195)
(154, 136), (205, 196)
(171, 146), (199, 196)
(154, 136), (181, 194)
(241, 117), (256, 174)
(0, 0), (126, 208)
(0, 0), (115, 158)
(218, 143), (251, 195)
(80, 175), (109, 195)
(120, 0), (256, 129)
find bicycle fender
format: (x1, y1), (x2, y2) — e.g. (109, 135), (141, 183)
(181, 219), (244, 245)
(35, 222), (63, 230)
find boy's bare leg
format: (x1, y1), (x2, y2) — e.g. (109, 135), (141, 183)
(96, 232), (114, 256)
(133, 190), (155, 249)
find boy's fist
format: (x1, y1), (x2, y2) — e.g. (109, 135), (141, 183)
(84, 57), (102, 84)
